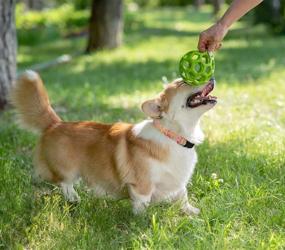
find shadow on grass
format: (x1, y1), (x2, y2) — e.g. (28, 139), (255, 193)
(128, 26), (200, 39)
(42, 58), (177, 101)
(214, 38), (285, 83)
(140, 6), (214, 24)
(58, 101), (144, 123)
(45, 41), (285, 103)
(18, 38), (83, 69)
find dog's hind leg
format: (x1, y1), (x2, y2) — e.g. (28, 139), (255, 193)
(35, 161), (81, 202)
(34, 144), (81, 202)
(59, 170), (81, 203)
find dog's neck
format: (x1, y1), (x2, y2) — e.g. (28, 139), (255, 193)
(154, 118), (204, 145)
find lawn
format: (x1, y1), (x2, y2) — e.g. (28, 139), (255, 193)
(1, 5), (285, 249)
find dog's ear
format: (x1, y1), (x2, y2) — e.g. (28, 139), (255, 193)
(141, 98), (162, 118)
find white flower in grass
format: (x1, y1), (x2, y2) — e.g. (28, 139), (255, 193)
(211, 173), (218, 180)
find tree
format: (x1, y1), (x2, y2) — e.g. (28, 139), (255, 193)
(0, 0), (17, 111)
(23, 0), (44, 10)
(194, 0), (204, 10)
(254, 0), (285, 34)
(86, 0), (123, 53)
(212, 0), (224, 16)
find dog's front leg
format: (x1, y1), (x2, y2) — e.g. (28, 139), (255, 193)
(128, 184), (152, 214)
(173, 188), (200, 216)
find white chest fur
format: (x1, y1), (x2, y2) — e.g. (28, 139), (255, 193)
(132, 120), (199, 202)
(149, 147), (197, 202)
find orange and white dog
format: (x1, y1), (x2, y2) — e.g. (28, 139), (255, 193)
(10, 71), (217, 215)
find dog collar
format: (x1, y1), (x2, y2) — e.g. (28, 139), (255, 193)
(153, 120), (195, 149)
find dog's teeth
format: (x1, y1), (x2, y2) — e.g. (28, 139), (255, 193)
(191, 99), (200, 104)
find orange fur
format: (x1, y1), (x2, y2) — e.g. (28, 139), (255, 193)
(9, 71), (61, 132)
(10, 72), (168, 199)
(11, 72), (214, 215)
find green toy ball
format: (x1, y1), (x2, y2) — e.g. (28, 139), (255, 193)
(179, 50), (215, 86)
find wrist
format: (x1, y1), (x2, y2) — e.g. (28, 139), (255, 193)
(218, 18), (231, 30)
(216, 20), (230, 37)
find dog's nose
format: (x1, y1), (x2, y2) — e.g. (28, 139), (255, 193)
(209, 77), (216, 86)
(210, 76), (215, 82)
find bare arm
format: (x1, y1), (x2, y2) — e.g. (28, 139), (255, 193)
(220, 0), (263, 28)
(198, 0), (263, 52)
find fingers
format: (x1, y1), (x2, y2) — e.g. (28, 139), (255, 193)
(198, 33), (207, 52)
(198, 38), (222, 52)
(209, 42), (222, 52)
(198, 42), (207, 52)
(216, 43), (222, 50)
(198, 22), (226, 52)
(207, 42), (216, 52)
(198, 35), (221, 52)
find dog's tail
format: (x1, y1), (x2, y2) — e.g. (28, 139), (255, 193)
(10, 70), (61, 132)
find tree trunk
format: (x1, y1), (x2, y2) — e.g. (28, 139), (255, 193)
(0, 0), (17, 111)
(212, 0), (224, 16)
(86, 0), (123, 53)
(194, 0), (204, 10)
(254, 0), (285, 34)
(23, 0), (44, 11)
(255, 0), (281, 25)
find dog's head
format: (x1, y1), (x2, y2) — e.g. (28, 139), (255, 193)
(141, 78), (217, 126)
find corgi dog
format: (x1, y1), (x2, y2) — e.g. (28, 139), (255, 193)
(10, 71), (217, 215)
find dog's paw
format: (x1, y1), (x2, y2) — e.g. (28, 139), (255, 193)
(67, 192), (81, 203)
(183, 204), (200, 216)
(61, 183), (81, 203)
(132, 202), (148, 215)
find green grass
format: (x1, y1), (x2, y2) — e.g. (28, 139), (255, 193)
(1, 5), (285, 249)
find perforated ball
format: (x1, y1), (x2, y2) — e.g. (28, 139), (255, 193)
(179, 50), (215, 86)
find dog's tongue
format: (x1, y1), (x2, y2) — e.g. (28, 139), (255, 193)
(201, 88), (207, 97)
(201, 81), (214, 97)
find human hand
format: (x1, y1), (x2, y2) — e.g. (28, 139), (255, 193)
(198, 22), (229, 52)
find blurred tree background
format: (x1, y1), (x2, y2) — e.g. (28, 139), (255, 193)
(254, 0), (285, 34)
(0, 0), (16, 110)
(0, 0), (284, 109)
(15, 0), (285, 49)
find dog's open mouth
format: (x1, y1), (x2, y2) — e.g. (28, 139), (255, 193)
(186, 80), (217, 108)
